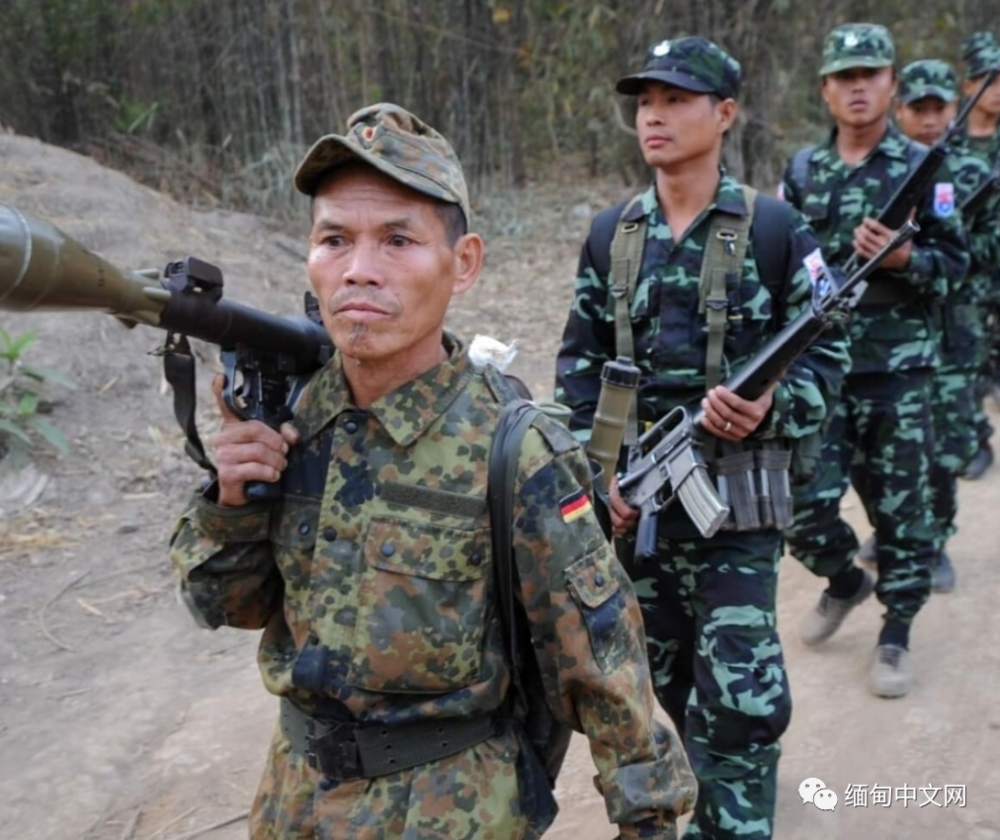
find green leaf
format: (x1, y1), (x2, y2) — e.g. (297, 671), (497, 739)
(0, 329), (36, 362)
(19, 364), (77, 389)
(0, 418), (32, 444)
(28, 415), (69, 454)
(17, 392), (39, 416)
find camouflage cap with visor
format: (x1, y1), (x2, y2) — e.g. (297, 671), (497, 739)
(898, 60), (958, 104)
(294, 103), (470, 223)
(820, 23), (895, 76)
(616, 36), (741, 100)
(963, 32), (1000, 80)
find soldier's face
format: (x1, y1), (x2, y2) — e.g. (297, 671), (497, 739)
(307, 165), (481, 373)
(822, 66), (897, 127)
(635, 82), (735, 171)
(894, 96), (957, 145)
(963, 73), (1000, 117)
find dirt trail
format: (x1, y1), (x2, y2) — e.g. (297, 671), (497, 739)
(0, 133), (997, 840)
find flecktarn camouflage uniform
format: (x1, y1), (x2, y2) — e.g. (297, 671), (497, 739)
(171, 336), (695, 840)
(556, 174), (849, 840)
(781, 110), (969, 634)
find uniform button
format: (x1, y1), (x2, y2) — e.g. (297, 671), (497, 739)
(322, 527), (337, 542)
(470, 552), (483, 567)
(381, 543), (396, 557)
(594, 573), (605, 587)
(298, 521), (311, 536)
(318, 775), (335, 791)
(307, 632), (319, 645)
(344, 420), (359, 433)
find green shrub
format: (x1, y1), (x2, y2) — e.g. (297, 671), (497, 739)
(0, 326), (74, 468)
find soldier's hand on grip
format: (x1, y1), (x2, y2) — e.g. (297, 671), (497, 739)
(210, 374), (300, 506)
(701, 384), (775, 441)
(609, 477), (640, 537)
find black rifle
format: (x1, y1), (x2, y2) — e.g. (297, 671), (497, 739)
(0, 204), (332, 500)
(839, 67), (999, 291)
(617, 220), (919, 561)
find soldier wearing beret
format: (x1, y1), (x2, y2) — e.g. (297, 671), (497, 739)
(780, 23), (969, 697)
(170, 103), (696, 840)
(556, 36), (849, 840)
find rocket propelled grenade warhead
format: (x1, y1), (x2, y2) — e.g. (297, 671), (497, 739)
(0, 203), (167, 325)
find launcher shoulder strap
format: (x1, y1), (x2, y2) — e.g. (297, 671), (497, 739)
(699, 185), (757, 389)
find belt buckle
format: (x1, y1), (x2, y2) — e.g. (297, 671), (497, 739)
(307, 721), (362, 781)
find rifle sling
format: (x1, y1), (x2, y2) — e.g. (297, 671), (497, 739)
(162, 333), (216, 475)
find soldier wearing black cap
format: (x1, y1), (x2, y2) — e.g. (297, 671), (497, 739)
(556, 36), (849, 840)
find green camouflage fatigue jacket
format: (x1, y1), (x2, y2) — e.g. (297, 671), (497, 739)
(170, 336), (695, 839)
(780, 125), (970, 373)
(939, 137), (1000, 356)
(957, 126), (1000, 302)
(556, 172), (850, 443)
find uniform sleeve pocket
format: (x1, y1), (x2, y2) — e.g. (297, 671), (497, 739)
(565, 549), (630, 673)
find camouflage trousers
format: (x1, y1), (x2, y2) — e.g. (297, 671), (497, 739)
(787, 369), (934, 624)
(623, 528), (790, 840)
(927, 363), (979, 550)
(974, 300), (1000, 445)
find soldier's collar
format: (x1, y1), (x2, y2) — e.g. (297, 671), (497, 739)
(291, 333), (471, 447)
(637, 169), (747, 221)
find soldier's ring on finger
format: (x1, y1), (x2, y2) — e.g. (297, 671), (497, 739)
(724, 420), (732, 432)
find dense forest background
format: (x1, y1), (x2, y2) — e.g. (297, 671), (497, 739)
(1, 0), (997, 219)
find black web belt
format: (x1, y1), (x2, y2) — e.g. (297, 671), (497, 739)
(280, 698), (500, 780)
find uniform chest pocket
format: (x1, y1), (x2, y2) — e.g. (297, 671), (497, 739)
(348, 516), (490, 694)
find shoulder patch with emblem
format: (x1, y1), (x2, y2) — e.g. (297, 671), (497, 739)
(934, 182), (955, 217)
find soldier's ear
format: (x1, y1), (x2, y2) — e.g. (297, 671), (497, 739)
(451, 233), (483, 296)
(716, 98), (737, 133)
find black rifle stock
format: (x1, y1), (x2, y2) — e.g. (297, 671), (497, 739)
(0, 203), (332, 499)
(840, 67), (998, 286)
(617, 220), (919, 561)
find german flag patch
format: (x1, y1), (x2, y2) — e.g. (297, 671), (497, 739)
(559, 489), (592, 524)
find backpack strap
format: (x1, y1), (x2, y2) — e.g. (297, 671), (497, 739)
(699, 185), (756, 389)
(789, 145), (815, 200)
(607, 194), (645, 443)
(488, 398), (573, 784)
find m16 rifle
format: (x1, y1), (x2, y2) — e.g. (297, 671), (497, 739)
(616, 220), (919, 562)
(0, 203), (332, 499)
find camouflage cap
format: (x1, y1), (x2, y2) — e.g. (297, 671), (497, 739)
(616, 36), (741, 100)
(965, 42), (1000, 80)
(961, 31), (999, 62)
(293, 103), (470, 222)
(819, 23), (895, 76)
(898, 59), (958, 104)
